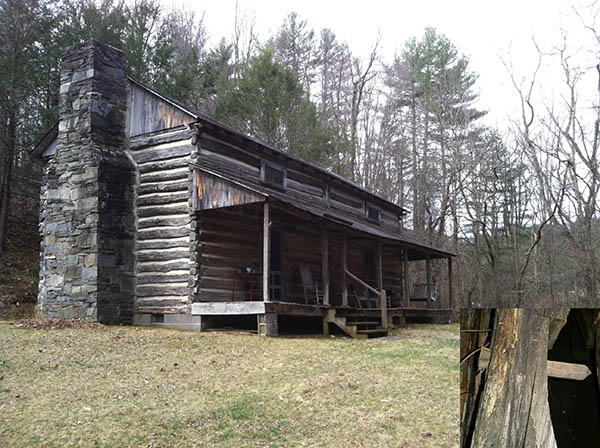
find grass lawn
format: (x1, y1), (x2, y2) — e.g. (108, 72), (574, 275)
(0, 322), (458, 447)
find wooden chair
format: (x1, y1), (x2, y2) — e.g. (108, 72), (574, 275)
(298, 263), (324, 305)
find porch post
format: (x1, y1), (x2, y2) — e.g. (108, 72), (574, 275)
(426, 254), (432, 308)
(341, 233), (348, 307)
(448, 256), (453, 311)
(376, 240), (387, 329)
(403, 248), (410, 306)
(263, 202), (270, 302)
(321, 227), (330, 305)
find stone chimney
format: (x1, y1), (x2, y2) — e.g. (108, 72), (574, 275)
(38, 40), (135, 323)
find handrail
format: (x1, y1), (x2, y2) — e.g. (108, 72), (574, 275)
(345, 269), (387, 329)
(345, 270), (380, 296)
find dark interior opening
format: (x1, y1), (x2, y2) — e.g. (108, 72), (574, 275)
(548, 309), (600, 447)
(278, 316), (326, 335)
(204, 315), (257, 331)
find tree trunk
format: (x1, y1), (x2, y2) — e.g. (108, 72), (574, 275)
(467, 309), (565, 447)
(0, 111), (16, 254)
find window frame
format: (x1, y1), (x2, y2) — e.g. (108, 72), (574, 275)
(365, 203), (381, 224)
(260, 160), (287, 190)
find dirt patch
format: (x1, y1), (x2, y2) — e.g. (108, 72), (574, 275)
(11, 318), (105, 330)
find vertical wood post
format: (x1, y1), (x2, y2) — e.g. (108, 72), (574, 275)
(376, 240), (383, 291)
(376, 240), (386, 327)
(263, 202), (270, 302)
(426, 254), (432, 308)
(321, 227), (330, 305)
(448, 256), (453, 311)
(380, 290), (388, 329)
(341, 233), (348, 307)
(403, 248), (410, 306)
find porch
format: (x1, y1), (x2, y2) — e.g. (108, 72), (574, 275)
(191, 168), (454, 337)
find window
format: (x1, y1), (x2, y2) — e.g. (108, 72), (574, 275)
(366, 204), (380, 223)
(261, 160), (287, 189)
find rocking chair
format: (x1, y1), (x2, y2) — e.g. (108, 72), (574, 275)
(298, 263), (324, 305)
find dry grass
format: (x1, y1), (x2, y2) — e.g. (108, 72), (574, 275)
(0, 322), (458, 447)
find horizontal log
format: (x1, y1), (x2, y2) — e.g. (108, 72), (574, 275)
(478, 348), (592, 380)
(137, 260), (190, 273)
(287, 167), (326, 191)
(200, 154), (260, 178)
(140, 169), (190, 184)
(137, 227), (190, 240)
(138, 180), (189, 195)
(199, 136), (261, 168)
(329, 189), (364, 209)
(137, 274), (189, 285)
(131, 143), (193, 164)
(330, 198), (366, 217)
(130, 129), (194, 150)
(137, 285), (189, 297)
(135, 305), (188, 314)
(137, 239), (189, 250)
(192, 301), (266, 315)
(286, 178), (324, 197)
(136, 192), (189, 207)
(137, 215), (189, 229)
(200, 229), (259, 244)
(137, 203), (189, 218)
(138, 157), (190, 174)
(137, 250), (190, 262)
(198, 288), (246, 302)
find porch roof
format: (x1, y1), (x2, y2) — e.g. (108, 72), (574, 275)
(193, 166), (456, 260)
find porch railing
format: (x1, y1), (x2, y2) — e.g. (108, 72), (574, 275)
(345, 269), (387, 329)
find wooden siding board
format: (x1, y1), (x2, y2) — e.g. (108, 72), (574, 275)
(129, 83), (195, 136)
(193, 170), (264, 211)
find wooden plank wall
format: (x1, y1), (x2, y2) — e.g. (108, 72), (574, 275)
(196, 205), (263, 302)
(128, 82), (195, 136)
(199, 133), (402, 232)
(129, 130), (195, 314)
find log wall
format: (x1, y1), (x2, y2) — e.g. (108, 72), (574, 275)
(129, 129), (196, 314)
(198, 133), (403, 232)
(196, 204), (263, 302)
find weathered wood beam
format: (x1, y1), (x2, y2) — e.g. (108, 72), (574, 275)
(403, 248), (409, 306)
(478, 348), (591, 381)
(263, 201), (270, 302)
(341, 234), (348, 307)
(376, 240), (387, 328)
(321, 227), (330, 306)
(448, 257), (453, 311)
(129, 128), (194, 151)
(426, 254), (432, 307)
(345, 270), (380, 296)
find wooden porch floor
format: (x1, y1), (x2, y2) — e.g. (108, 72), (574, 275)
(191, 301), (452, 324)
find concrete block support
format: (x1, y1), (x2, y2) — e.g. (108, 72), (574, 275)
(257, 313), (278, 336)
(133, 314), (203, 331)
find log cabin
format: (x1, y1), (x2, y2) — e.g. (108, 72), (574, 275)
(32, 40), (455, 337)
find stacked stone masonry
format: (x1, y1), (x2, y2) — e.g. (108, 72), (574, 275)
(38, 40), (135, 323)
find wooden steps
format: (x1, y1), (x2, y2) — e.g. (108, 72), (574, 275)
(325, 309), (388, 339)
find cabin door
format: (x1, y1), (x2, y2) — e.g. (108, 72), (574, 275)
(269, 230), (284, 301)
